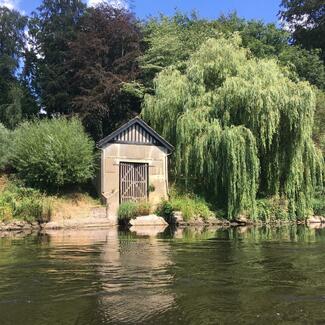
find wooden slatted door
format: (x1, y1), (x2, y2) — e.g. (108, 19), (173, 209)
(119, 162), (148, 203)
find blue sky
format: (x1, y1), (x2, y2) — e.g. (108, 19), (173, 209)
(1, 0), (282, 23)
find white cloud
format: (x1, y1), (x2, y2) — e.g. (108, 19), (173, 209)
(0, 0), (20, 10)
(87, 0), (128, 9)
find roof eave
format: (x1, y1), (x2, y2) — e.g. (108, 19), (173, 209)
(96, 117), (174, 152)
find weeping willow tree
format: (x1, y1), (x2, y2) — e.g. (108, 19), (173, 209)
(143, 35), (324, 220)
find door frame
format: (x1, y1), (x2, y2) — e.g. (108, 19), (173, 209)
(119, 161), (149, 204)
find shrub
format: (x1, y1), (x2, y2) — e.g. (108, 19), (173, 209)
(171, 195), (213, 221)
(118, 200), (152, 222)
(118, 201), (138, 222)
(0, 123), (12, 170)
(157, 189), (214, 221)
(11, 118), (95, 189)
(136, 201), (151, 215)
(256, 196), (289, 222)
(313, 187), (325, 216)
(156, 200), (174, 221)
(0, 182), (53, 223)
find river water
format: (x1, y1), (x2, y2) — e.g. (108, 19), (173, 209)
(0, 225), (325, 324)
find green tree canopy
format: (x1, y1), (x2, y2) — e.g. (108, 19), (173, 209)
(143, 35), (323, 220)
(140, 12), (325, 91)
(27, 0), (86, 115)
(217, 13), (325, 90)
(0, 6), (38, 128)
(0, 6), (27, 76)
(139, 12), (220, 88)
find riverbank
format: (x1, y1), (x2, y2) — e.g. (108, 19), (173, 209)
(1, 212), (325, 233)
(168, 210), (325, 227)
(0, 211), (115, 232)
(2, 221), (325, 242)
(1, 175), (324, 232)
(0, 174), (116, 230)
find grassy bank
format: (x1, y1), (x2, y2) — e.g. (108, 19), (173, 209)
(0, 175), (102, 224)
(156, 187), (217, 222)
(0, 176), (52, 223)
(156, 186), (325, 223)
(0, 118), (101, 225)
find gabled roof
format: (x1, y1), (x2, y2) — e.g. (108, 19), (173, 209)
(97, 117), (174, 152)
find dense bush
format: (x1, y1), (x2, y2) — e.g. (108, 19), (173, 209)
(157, 189), (214, 221)
(118, 202), (138, 221)
(256, 197), (289, 222)
(11, 118), (95, 189)
(156, 200), (174, 221)
(0, 123), (12, 170)
(0, 182), (52, 223)
(136, 201), (151, 216)
(313, 187), (325, 216)
(118, 201), (151, 222)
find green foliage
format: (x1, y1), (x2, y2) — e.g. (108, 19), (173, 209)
(0, 7), (38, 128)
(0, 181), (52, 223)
(156, 200), (174, 221)
(240, 20), (290, 58)
(139, 12), (220, 87)
(141, 12), (311, 90)
(215, 13), (325, 90)
(156, 189), (214, 221)
(117, 201), (151, 222)
(171, 195), (213, 221)
(136, 201), (151, 216)
(148, 183), (155, 192)
(256, 197), (289, 222)
(0, 82), (39, 129)
(279, 47), (325, 91)
(313, 187), (325, 216)
(0, 84), (22, 129)
(0, 124), (12, 170)
(27, 0), (86, 116)
(118, 201), (138, 221)
(0, 7), (27, 76)
(143, 35), (324, 220)
(11, 117), (95, 189)
(313, 90), (325, 153)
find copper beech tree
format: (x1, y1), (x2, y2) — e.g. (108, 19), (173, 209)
(65, 4), (143, 140)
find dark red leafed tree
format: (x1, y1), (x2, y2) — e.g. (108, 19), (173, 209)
(66, 4), (142, 140)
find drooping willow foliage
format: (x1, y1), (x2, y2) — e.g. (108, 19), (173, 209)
(143, 35), (324, 220)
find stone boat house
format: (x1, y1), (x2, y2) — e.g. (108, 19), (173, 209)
(97, 117), (173, 216)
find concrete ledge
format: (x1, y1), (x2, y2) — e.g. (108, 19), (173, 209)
(42, 215), (118, 230)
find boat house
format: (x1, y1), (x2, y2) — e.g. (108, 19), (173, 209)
(97, 117), (173, 215)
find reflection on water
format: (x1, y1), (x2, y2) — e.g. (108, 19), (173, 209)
(0, 225), (325, 324)
(129, 224), (168, 237)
